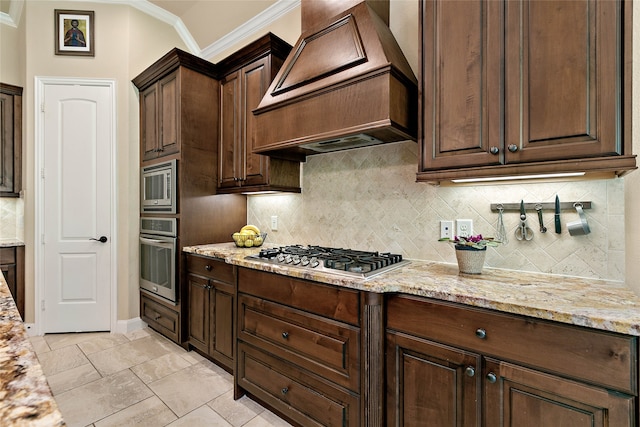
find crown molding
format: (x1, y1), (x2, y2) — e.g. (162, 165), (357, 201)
(200, 0), (300, 60)
(0, 0), (23, 28)
(1, 0), (299, 59)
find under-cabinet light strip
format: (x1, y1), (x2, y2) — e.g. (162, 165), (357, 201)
(451, 172), (585, 183)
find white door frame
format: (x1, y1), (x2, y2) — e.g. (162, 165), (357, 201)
(34, 76), (118, 335)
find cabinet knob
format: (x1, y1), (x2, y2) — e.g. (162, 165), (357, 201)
(507, 144), (519, 152)
(475, 328), (487, 339)
(490, 146), (499, 155)
(486, 372), (497, 383)
(154, 315), (161, 321)
(281, 387), (289, 395)
(465, 366), (476, 377)
(282, 332), (289, 339)
(205, 265), (212, 271)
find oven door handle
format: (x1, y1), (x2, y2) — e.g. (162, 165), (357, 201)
(140, 237), (173, 247)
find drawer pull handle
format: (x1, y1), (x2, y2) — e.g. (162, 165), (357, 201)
(465, 366), (475, 377)
(205, 265), (212, 271)
(282, 332), (289, 339)
(475, 328), (487, 339)
(154, 315), (161, 321)
(281, 387), (288, 395)
(486, 372), (497, 383)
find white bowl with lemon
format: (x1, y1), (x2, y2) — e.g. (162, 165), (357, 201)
(232, 225), (266, 248)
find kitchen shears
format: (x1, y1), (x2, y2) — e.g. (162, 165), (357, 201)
(515, 200), (534, 241)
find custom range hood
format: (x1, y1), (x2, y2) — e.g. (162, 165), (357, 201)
(253, 0), (417, 160)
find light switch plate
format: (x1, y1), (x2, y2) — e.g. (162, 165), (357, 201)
(456, 219), (473, 238)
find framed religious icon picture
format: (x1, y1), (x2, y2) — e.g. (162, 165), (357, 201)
(55, 10), (94, 56)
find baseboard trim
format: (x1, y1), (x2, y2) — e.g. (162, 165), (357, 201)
(114, 317), (147, 334)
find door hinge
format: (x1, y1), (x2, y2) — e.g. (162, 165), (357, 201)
(41, 300), (45, 311)
(41, 168), (45, 179)
(41, 102), (45, 113)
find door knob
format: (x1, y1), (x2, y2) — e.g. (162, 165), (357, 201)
(91, 236), (108, 243)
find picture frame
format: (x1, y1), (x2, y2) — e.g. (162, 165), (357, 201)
(55, 10), (94, 56)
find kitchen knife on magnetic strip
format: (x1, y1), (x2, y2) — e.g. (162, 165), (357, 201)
(555, 195), (561, 234)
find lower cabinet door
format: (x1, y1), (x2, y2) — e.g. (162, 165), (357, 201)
(386, 331), (481, 427)
(212, 287), (234, 369)
(187, 274), (210, 353)
(238, 342), (360, 427)
(483, 359), (636, 427)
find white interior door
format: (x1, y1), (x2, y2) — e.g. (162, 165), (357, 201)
(39, 80), (114, 333)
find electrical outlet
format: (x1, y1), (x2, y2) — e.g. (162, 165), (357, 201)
(456, 219), (473, 238)
(271, 215), (278, 231)
(440, 220), (454, 239)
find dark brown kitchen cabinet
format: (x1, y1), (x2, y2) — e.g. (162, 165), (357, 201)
(139, 72), (179, 162)
(386, 294), (637, 426)
(217, 34), (301, 194)
(134, 49), (248, 346)
(237, 267), (362, 426)
(133, 48), (219, 164)
(0, 83), (22, 197)
(417, 0), (636, 183)
(0, 245), (24, 319)
(140, 292), (180, 343)
(186, 254), (235, 372)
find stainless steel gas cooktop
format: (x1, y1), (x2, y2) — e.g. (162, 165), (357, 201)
(245, 245), (410, 279)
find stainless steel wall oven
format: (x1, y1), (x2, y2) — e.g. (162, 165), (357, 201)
(140, 217), (177, 303)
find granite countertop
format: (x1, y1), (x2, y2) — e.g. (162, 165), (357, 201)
(0, 239), (24, 248)
(0, 274), (65, 426)
(184, 242), (640, 337)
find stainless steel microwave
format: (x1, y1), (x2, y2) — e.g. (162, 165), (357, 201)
(141, 160), (176, 213)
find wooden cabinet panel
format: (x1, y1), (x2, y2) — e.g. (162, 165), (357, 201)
(141, 293), (179, 342)
(484, 359), (635, 427)
(420, 0), (502, 170)
(417, 0), (635, 182)
(386, 294), (637, 426)
(140, 71), (180, 162)
(238, 342), (360, 427)
(387, 294), (636, 394)
(186, 254), (236, 371)
(239, 293), (360, 390)
(0, 83), (22, 197)
(386, 331), (481, 427)
(187, 273), (210, 353)
(239, 267), (360, 326)
(217, 33), (300, 194)
(504, 0), (621, 163)
(0, 246), (24, 319)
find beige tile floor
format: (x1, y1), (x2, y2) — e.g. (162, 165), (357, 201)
(30, 328), (292, 427)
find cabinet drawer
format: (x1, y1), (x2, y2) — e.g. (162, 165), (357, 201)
(386, 295), (637, 394)
(141, 293), (179, 342)
(238, 342), (360, 427)
(239, 267), (360, 326)
(0, 247), (16, 264)
(239, 294), (360, 391)
(187, 255), (235, 284)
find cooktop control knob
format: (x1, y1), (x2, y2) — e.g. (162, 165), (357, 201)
(309, 257), (320, 268)
(292, 255), (301, 265)
(300, 256), (310, 266)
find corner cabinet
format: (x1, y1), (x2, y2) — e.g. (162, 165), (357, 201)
(386, 295), (637, 426)
(186, 254), (235, 372)
(417, 0), (636, 183)
(218, 34), (301, 194)
(0, 83), (22, 197)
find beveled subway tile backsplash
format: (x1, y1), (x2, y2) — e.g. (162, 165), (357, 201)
(248, 141), (625, 282)
(0, 198), (24, 241)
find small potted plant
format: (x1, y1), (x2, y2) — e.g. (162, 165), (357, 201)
(439, 234), (501, 274)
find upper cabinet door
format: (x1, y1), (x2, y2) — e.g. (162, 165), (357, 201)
(218, 70), (242, 189)
(140, 71), (180, 162)
(242, 56), (271, 188)
(419, 0), (503, 171)
(0, 84), (22, 197)
(504, 0), (622, 163)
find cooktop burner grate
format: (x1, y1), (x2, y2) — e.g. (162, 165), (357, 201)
(246, 245), (409, 279)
